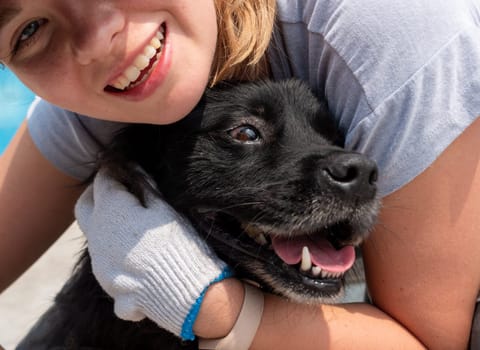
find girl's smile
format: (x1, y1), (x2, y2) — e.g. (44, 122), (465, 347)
(105, 24), (172, 102)
(1, 0), (218, 125)
(107, 25), (165, 92)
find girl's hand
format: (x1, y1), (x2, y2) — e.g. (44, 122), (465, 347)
(75, 169), (232, 340)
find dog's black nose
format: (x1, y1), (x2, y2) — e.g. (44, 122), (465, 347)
(323, 153), (378, 199)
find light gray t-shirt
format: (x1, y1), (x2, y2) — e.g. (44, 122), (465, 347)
(28, 0), (480, 196)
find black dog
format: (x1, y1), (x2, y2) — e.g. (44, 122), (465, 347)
(18, 79), (380, 349)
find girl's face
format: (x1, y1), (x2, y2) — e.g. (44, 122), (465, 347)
(0, 0), (218, 124)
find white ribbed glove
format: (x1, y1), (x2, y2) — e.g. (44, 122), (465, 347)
(74, 169), (232, 340)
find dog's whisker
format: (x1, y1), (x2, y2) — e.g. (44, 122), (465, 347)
(212, 201), (265, 211)
(203, 229), (273, 265)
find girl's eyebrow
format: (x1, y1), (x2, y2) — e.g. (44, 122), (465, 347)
(0, 6), (21, 35)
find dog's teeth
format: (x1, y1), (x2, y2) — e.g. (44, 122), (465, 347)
(254, 234), (268, 246)
(300, 246), (312, 271)
(312, 266), (322, 277)
(318, 270), (343, 279)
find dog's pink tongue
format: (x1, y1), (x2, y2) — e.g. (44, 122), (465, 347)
(271, 236), (355, 273)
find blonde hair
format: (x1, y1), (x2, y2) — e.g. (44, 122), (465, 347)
(211, 0), (277, 85)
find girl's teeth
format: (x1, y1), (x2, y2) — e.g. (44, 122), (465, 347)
(124, 66), (141, 82)
(134, 55), (150, 70)
(112, 75), (130, 90)
(150, 37), (161, 49)
(143, 45), (157, 59)
(109, 29), (164, 91)
(118, 76), (130, 87)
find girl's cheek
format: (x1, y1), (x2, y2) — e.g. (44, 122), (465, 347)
(11, 48), (74, 99)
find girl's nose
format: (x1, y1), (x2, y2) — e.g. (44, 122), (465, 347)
(71, 3), (125, 65)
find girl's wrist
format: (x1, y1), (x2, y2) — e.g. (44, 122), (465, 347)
(199, 282), (264, 350)
(193, 278), (245, 338)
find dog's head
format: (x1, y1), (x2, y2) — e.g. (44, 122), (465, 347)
(104, 79), (380, 303)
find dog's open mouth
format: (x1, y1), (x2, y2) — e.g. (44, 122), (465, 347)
(249, 222), (356, 282)
(244, 221), (355, 279)
(199, 212), (362, 302)
(272, 230), (355, 278)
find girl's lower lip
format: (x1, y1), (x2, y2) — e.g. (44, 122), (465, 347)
(107, 28), (172, 101)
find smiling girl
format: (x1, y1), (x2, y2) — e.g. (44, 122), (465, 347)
(2, 1), (480, 349)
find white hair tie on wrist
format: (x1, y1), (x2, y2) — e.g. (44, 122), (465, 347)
(199, 282), (264, 350)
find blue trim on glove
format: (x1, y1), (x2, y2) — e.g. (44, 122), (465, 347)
(180, 266), (234, 341)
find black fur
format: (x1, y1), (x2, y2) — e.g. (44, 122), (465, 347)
(18, 79), (380, 349)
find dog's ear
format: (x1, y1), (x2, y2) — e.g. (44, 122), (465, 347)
(97, 125), (163, 206)
(173, 96), (207, 132)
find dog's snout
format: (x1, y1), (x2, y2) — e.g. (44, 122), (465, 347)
(322, 153), (378, 198)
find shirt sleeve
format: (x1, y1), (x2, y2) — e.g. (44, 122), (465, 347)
(27, 98), (125, 181)
(271, 0), (480, 196)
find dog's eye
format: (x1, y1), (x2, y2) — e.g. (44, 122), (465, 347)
(228, 125), (261, 143)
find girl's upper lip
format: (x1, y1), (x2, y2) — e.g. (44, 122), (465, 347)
(105, 24), (165, 89)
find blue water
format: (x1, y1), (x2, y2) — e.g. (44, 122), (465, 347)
(0, 68), (35, 154)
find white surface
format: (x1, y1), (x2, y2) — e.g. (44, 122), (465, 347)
(0, 223), (84, 349)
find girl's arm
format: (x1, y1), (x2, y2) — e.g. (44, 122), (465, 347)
(196, 280), (425, 349)
(363, 116), (480, 349)
(0, 121), (84, 291)
(195, 118), (480, 349)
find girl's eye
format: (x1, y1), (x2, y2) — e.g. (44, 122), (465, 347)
(13, 18), (47, 54)
(228, 125), (262, 143)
